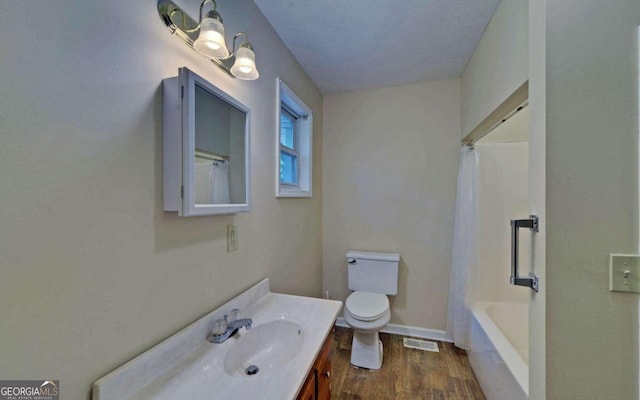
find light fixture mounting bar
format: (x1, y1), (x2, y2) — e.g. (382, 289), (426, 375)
(158, 0), (236, 77)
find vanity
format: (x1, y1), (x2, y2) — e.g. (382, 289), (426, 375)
(297, 331), (332, 400)
(92, 279), (341, 399)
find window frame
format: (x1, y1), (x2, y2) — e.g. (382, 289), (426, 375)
(276, 78), (313, 197)
(279, 106), (300, 187)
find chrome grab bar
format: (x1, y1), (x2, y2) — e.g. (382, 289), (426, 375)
(510, 215), (539, 292)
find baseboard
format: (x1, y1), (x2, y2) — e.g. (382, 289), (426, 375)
(335, 317), (453, 343)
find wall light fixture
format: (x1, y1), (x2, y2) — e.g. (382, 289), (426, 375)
(158, 0), (259, 80)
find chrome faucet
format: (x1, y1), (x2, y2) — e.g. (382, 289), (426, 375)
(208, 308), (252, 343)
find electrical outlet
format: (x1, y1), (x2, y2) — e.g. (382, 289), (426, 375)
(609, 254), (639, 293)
(227, 225), (238, 252)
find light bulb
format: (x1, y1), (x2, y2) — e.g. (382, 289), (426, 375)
(205, 41), (221, 51)
(230, 45), (259, 80)
(193, 15), (229, 59)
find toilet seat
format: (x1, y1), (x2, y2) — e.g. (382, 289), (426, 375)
(345, 291), (389, 321)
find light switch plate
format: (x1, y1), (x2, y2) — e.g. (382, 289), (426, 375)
(227, 225), (238, 252)
(609, 254), (640, 293)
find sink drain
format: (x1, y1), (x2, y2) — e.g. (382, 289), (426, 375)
(245, 365), (259, 375)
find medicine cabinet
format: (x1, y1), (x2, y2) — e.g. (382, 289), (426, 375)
(163, 67), (250, 216)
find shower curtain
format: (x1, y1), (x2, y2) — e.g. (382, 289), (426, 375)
(446, 145), (479, 349)
(209, 161), (230, 204)
(194, 159), (213, 204)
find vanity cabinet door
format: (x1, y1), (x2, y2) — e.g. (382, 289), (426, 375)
(297, 371), (316, 400)
(315, 332), (333, 400)
(296, 330), (333, 400)
(316, 356), (331, 400)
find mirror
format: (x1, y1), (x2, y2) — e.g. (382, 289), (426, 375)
(163, 67), (250, 216)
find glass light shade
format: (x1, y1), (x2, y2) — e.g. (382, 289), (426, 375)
(230, 46), (259, 80)
(193, 17), (229, 59)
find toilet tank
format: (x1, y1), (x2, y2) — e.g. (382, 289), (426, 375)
(347, 251), (400, 295)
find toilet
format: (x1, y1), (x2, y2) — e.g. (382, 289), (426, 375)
(344, 250), (399, 370)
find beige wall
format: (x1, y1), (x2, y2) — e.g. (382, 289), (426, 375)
(474, 142), (529, 304)
(0, 1), (322, 399)
(322, 79), (461, 330)
(528, 0), (547, 396)
(537, 0), (640, 398)
(462, 0), (529, 137)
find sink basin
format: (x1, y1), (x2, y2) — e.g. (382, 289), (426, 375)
(93, 280), (343, 400)
(223, 316), (305, 377)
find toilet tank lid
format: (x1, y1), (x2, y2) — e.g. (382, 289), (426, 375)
(346, 251), (400, 262)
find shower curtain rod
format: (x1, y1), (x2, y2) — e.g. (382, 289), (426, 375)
(464, 100), (528, 146)
(195, 150), (228, 161)
(461, 81), (529, 145)
(477, 100), (528, 143)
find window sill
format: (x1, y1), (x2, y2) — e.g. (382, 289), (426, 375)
(277, 188), (312, 198)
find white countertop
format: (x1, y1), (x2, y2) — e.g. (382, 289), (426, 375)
(93, 279), (342, 400)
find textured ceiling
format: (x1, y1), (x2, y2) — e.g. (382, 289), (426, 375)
(253, 0), (502, 94)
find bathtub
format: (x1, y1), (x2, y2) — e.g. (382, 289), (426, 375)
(468, 302), (528, 400)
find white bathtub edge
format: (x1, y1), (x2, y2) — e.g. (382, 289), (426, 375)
(470, 301), (529, 399)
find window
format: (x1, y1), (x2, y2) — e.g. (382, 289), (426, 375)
(276, 79), (312, 197)
(280, 107), (299, 186)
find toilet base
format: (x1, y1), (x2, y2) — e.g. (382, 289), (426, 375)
(350, 331), (384, 370)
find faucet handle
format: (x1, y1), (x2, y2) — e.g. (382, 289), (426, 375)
(228, 308), (240, 322)
(211, 318), (227, 336)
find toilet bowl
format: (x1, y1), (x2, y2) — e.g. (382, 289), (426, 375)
(344, 291), (390, 369)
(345, 291), (390, 331)
(343, 250), (400, 370)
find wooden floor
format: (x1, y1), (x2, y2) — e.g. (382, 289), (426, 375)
(331, 327), (485, 400)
